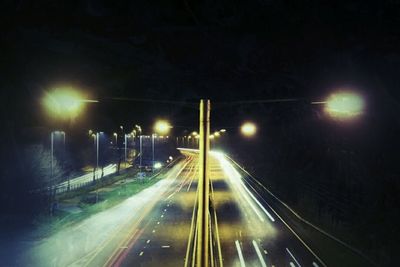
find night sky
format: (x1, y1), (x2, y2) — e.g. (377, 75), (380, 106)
(1, 1), (400, 265)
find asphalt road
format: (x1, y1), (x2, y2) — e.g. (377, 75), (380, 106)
(23, 151), (325, 267)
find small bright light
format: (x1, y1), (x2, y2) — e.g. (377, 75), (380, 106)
(169, 156), (173, 160)
(209, 134), (215, 139)
(214, 132), (220, 137)
(324, 91), (365, 120)
(192, 131), (198, 136)
(241, 122), (257, 137)
(113, 133), (117, 137)
(153, 162), (162, 169)
(220, 129), (226, 133)
(42, 88), (86, 120)
(154, 120), (171, 135)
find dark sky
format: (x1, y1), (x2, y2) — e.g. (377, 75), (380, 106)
(1, 0), (400, 133)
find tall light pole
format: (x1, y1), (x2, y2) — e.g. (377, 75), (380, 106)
(113, 132), (118, 146)
(153, 120), (172, 169)
(197, 99), (211, 267)
(95, 132), (99, 181)
(90, 133), (96, 180)
(152, 133), (155, 170)
(124, 134), (129, 168)
(50, 131), (66, 183)
(139, 135), (143, 169)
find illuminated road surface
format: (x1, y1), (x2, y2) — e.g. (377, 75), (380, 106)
(23, 152), (324, 267)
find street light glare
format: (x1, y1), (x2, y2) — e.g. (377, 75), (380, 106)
(43, 88), (85, 120)
(325, 91), (365, 120)
(241, 122), (257, 137)
(153, 162), (162, 169)
(154, 120), (171, 134)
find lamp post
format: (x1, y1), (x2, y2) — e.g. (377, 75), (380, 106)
(124, 134), (129, 168)
(139, 135), (143, 169)
(153, 120), (171, 170)
(50, 131), (66, 183)
(113, 132), (118, 146)
(152, 133), (155, 170)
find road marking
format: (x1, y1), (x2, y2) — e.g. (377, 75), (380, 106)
(235, 240), (246, 267)
(252, 240), (267, 267)
(289, 262), (296, 267)
(286, 248), (301, 267)
(312, 262), (320, 267)
(146, 240), (151, 244)
(161, 245), (170, 248)
(139, 251), (144, 256)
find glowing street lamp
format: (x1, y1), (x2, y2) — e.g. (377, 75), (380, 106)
(323, 91), (365, 120)
(241, 122), (257, 137)
(154, 120), (172, 135)
(113, 132), (118, 145)
(42, 88), (96, 120)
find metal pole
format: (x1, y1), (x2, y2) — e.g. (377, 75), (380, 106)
(125, 134), (128, 167)
(96, 132), (99, 180)
(93, 134), (96, 181)
(51, 132), (54, 180)
(139, 135), (143, 168)
(197, 99), (211, 267)
(152, 134), (155, 170)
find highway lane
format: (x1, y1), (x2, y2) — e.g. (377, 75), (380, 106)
(22, 151), (325, 267)
(21, 158), (194, 267)
(111, 156), (199, 267)
(104, 150), (325, 267)
(210, 151), (325, 267)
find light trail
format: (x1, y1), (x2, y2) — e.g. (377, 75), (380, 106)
(213, 152), (275, 222)
(252, 240), (268, 267)
(235, 240), (246, 267)
(286, 248), (302, 267)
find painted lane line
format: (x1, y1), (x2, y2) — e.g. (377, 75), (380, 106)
(252, 240), (267, 267)
(312, 262), (320, 267)
(286, 248), (302, 267)
(235, 240), (246, 267)
(161, 245), (170, 248)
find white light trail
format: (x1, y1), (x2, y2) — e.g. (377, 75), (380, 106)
(286, 248), (302, 267)
(252, 240), (267, 267)
(213, 152), (275, 222)
(235, 240), (246, 267)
